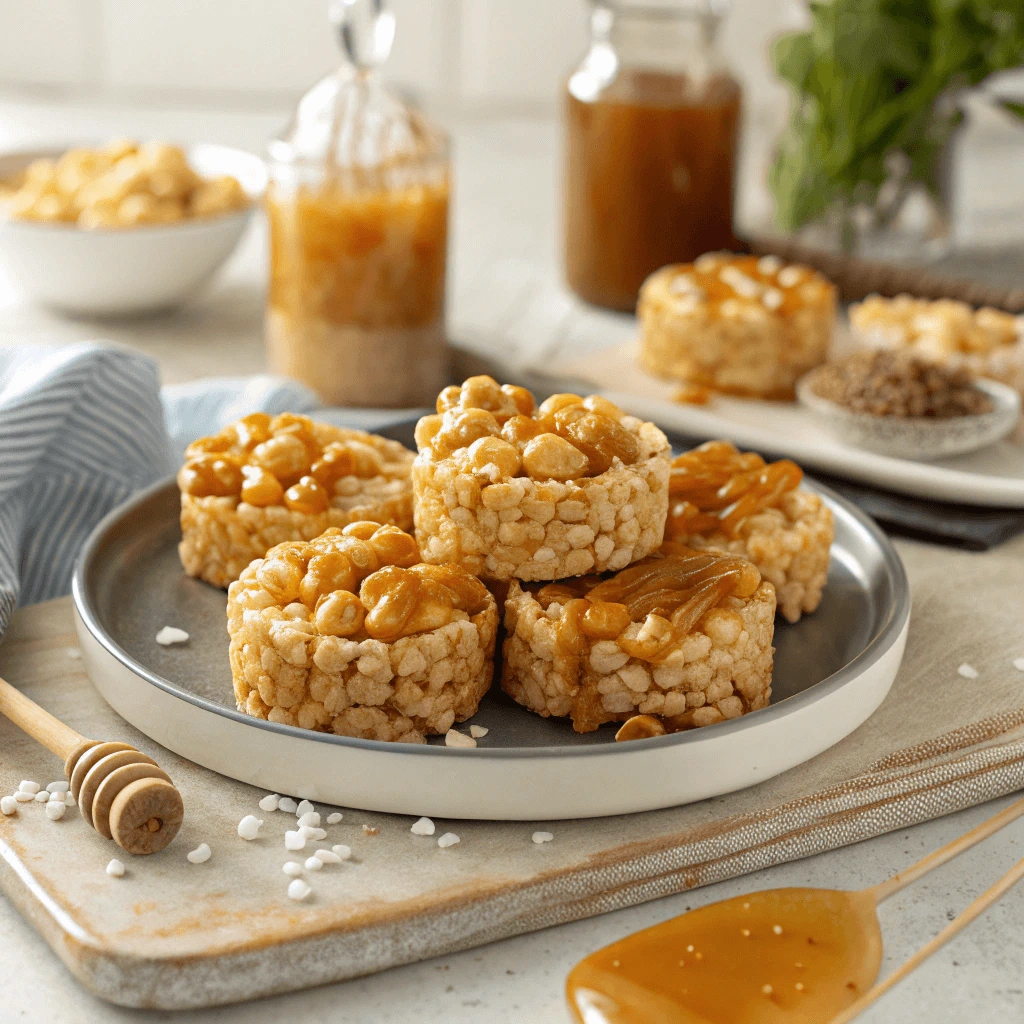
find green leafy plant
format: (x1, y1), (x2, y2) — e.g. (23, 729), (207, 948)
(770, 0), (1024, 234)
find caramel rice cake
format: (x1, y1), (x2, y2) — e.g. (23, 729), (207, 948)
(413, 376), (671, 581)
(849, 294), (1024, 396)
(227, 522), (497, 743)
(638, 252), (836, 400)
(178, 412), (414, 588)
(502, 542), (775, 734)
(666, 441), (832, 623)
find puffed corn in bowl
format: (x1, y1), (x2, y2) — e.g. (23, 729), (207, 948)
(0, 142), (264, 315)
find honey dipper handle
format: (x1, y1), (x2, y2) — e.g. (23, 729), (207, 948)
(833, 854), (1024, 1024)
(0, 673), (87, 761)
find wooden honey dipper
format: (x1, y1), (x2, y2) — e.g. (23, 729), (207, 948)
(0, 673), (183, 855)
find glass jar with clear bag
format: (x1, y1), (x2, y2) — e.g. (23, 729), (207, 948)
(266, 0), (451, 407)
(564, 0), (741, 312)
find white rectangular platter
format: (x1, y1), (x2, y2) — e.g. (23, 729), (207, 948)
(550, 341), (1024, 507)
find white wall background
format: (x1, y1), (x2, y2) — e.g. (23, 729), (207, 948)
(0, 1), (803, 120)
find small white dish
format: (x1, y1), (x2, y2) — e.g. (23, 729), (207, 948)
(796, 373), (1021, 461)
(0, 143), (266, 316)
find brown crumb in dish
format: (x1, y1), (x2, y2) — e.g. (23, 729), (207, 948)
(810, 350), (993, 419)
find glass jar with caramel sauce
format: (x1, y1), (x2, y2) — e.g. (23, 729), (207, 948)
(266, 0), (450, 407)
(564, 0), (741, 312)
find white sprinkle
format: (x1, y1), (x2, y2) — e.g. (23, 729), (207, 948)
(18, 781), (40, 795)
(186, 843), (212, 864)
(64, 792), (76, 807)
(34, 791), (50, 803)
(315, 849), (342, 864)
(1013, 657), (1024, 672)
(720, 265), (762, 298)
(288, 878), (312, 901)
(778, 266), (804, 288)
(67, 649), (82, 660)
(437, 832), (460, 848)
(285, 830), (306, 851)
(237, 815), (263, 840)
(297, 811), (321, 828)
(46, 781), (69, 794)
(445, 729), (477, 749)
(14, 791), (35, 803)
(278, 797), (298, 813)
(155, 626), (189, 646)
(762, 288), (784, 310)
(332, 844), (352, 860)
(45, 800), (66, 821)
(532, 831), (554, 844)
(106, 859), (125, 877)
(1, 796), (18, 815)
(326, 812), (343, 824)
(295, 800), (315, 817)
(762, 984), (773, 995)
(773, 925), (783, 935)
(304, 856), (323, 871)
(258, 794), (280, 812)
(958, 663), (979, 679)
(411, 816), (436, 836)
(757, 254), (783, 276)
(299, 825), (326, 840)
(282, 861), (304, 877)
(469, 725), (489, 739)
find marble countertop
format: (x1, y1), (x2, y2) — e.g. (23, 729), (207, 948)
(2, 96), (1024, 1023)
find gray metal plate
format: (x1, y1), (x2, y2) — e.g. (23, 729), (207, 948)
(74, 473), (904, 752)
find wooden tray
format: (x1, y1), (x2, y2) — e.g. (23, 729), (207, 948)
(3, 572), (1024, 1009)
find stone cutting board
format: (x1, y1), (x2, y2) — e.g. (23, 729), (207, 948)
(2, 558), (1024, 1010)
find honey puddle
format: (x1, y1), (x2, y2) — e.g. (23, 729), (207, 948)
(567, 888), (881, 1024)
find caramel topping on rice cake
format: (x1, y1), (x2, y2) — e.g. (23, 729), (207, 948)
(501, 543), (775, 733)
(227, 523), (497, 743)
(666, 441), (833, 624)
(413, 376), (671, 581)
(178, 412), (414, 588)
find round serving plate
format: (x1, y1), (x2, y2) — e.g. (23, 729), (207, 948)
(72, 478), (910, 821)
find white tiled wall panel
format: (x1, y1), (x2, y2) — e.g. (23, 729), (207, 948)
(0, 0), (794, 119)
(458, 0), (589, 105)
(0, 1), (92, 87)
(98, 0), (446, 98)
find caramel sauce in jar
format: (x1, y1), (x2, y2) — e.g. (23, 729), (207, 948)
(266, 172), (450, 408)
(567, 888), (882, 1023)
(565, 68), (741, 311)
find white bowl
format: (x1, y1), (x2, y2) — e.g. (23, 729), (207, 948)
(0, 143), (266, 316)
(796, 371), (1021, 461)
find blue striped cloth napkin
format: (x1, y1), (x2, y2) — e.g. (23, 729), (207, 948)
(0, 343), (418, 641)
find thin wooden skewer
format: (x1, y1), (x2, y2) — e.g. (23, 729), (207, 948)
(0, 673), (183, 855)
(866, 793), (1024, 903)
(833, 854), (1024, 1023)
